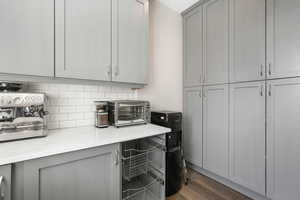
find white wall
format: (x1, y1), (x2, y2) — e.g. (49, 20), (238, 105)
(138, 0), (183, 112)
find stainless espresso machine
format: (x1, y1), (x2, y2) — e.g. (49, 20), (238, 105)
(0, 93), (48, 142)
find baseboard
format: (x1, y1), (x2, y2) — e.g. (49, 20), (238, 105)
(187, 162), (270, 200)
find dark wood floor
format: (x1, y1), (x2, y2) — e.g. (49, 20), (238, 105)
(167, 169), (252, 200)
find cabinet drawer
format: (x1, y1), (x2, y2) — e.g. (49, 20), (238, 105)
(0, 165), (11, 200)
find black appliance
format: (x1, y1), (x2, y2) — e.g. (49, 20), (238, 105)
(151, 111), (183, 197)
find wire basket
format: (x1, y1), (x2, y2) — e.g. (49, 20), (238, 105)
(122, 145), (159, 181)
(122, 174), (163, 200)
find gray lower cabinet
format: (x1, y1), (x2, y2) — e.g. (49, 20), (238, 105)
(267, 78), (300, 200)
(183, 87), (203, 167)
(0, 165), (11, 200)
(229, 82), (265, 195)
(13, 144), (120, 200)
(203, 85), (229, 178)
(0, 0), (54, 77)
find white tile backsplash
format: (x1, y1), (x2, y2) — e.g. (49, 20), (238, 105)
(26, 83), (138, 130)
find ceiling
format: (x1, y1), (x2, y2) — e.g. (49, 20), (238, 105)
(157, 0), (199, 13)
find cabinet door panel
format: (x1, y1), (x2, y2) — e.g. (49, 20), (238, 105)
(184, 7), (203, 87)
(203, 85), (229, 178)
(0, 0), (54, 76)
(267, 78), (300, 199)
(230, 0), (265, 82)
(267, 0), (300, 79)
(22, 145), (120, 200)
(229, 82), (265, 195)
(0, 165), (11, 200)
(203, 0), (229, 84)
(183, 87), (203, 167)
(55, 0), (112, 81)
(112, 0), (149, 84)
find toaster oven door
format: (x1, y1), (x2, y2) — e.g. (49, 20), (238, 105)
(116, 103), (148, 126)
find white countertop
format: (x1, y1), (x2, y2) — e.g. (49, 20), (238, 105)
(0, 124), (170, 166)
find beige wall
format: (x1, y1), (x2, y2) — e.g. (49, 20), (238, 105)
(139, 0), (183, 112)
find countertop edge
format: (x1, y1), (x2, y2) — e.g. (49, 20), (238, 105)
(0, 124), (171, 166)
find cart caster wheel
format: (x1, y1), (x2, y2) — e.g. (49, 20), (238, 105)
(184, 178), (189, 185)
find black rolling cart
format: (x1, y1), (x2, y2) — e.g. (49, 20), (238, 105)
(151, 111), (183, 197)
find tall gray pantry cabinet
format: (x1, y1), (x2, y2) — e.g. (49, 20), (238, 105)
(183, 0), (300, 199)
(0, 0), (149, 85)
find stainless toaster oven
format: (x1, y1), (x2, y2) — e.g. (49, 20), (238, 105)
(108, 100), (150, 127)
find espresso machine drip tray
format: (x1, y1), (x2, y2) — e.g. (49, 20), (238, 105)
(0, 120), (44, 132)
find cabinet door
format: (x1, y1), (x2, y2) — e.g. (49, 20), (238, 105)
(267, 0), (300, 79)
(183, 7), (203, 87)
(229, 0), (265, 82)
(229, 82), (265, 195)
(112, 0), (149, 84)
(267, 78), (300, 200)
(0, 0), (54, 77)
(22, 145), (120, 200)
(203, 85), (229, 178)
(183, 87), (203, 167)
(203, 0), (229, 85)
(55, 0), (112, 81)
(0, 165), (11, 200)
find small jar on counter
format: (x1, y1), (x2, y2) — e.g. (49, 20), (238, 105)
(94, 101), (109, 128)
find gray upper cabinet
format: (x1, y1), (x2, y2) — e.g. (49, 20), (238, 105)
(55, 0), (112, 81)
(183, 7), (203, 87)
(112, 0), (149, 84)
(15, 144), (120, 200)
(203, 85), (229, 178)
(0, 0), (54, 77)
(203, 0), (229, 85)
(267, 78), (300, 200)
(183, 87), (203, 167)
(267, 0), (300, 79)
(229, 0), (265, 82)
(0, 165), (11, 200)
(229, 81), (265, 195)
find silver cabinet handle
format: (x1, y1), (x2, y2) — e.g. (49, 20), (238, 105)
(0, 176), (5, 200)
(268, 63), (272, 76)
(260, 85), (264, 96)
(106, 65), (112, 79)
(114, 65), (119, 77)
(260, 64), (264, 77)
(114, 150), (120, 166)
(268, 84), (272, 96)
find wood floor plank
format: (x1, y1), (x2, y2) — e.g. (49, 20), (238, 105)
(167, 169), (253, 200)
